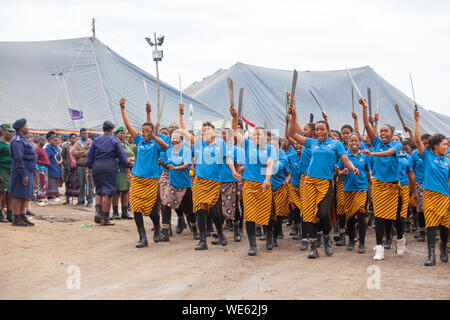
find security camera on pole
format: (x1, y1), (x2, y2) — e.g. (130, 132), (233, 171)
(145, 33), (165, 123)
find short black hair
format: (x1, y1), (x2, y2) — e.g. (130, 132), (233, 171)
(305, 123), (315, 131)
(382, 124), (394, 134)
(80, 128), (87, 134)
(202, 121), (215, 130)
(341, 124), (354, 133)
(421, 133), (431, 141)
(68, 133), (77, 139)
(142, 122), (155, 131)
(316, 120), (330, 130)
(429, 133), (446, 151)
(46, 130), (56, 140)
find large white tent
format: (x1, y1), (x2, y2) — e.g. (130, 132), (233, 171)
(0, 37), (224, 131)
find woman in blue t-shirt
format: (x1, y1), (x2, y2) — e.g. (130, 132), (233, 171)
(359, 98), (403, 261)
(414, 110), (449, 266)
(288, 101), (359, 259)
(120, 98), (168, 249)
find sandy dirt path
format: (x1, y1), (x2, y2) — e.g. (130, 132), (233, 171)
(0, 204), (449, 300)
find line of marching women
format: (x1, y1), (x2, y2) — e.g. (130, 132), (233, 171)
(3, 95), (448, 268)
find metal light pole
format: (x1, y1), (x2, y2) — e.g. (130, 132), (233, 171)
(145, 34), (164, 123)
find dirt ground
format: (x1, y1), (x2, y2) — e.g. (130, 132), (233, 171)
(0, 203), (449, 300)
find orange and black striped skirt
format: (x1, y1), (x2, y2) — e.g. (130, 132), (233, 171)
(288, 184), (302, 211)
(273, 184), (289, 218)
(192, 177), (221, 213)
(336, 177), (345, 216)
(343, 190), (367, 219)
(302, 176), (331, 223)
(242, 180), (272, 226)
(423, 190), (450, 228)
(372, 178), (400, 220)
(129, 175), (159, 216)
(299, 174), (308, 212)
(399, 184), (410, 218)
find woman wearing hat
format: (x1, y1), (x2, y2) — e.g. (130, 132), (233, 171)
(111, 125), (135, 220)
(86, 120), (131, 226)
(8, 119), (36, 227)
(0, 123), (16, 222)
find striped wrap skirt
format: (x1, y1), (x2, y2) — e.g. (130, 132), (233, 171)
(343, 190), (367, 219)
(192, 177), (221, 213)
(372, 178), (400, 220)
(335, 177), (345, 216)
(302, 176), (331, 223)
(242, 180), (272, 226)
(273, 184), (290, 218)
(288, 184), (302, 211)
(399, 184), (410, 218)
(129, 175), (159, 216)
(422, 190), (450, 228)
(299, 174), (307, 213)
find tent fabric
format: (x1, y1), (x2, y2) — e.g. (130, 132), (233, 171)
(186, 62), (449, 136)
(0, 37), (224, 131)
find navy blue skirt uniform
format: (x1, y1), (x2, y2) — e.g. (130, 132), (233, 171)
(9, 133), (36, 199)
(92, 158), (119, 196)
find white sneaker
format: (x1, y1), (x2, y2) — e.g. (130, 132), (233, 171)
(373, 245), (384, 260)
(38, 200), (46, 207)
(396, 236), (406, 255)
(55, 197), (61, 202)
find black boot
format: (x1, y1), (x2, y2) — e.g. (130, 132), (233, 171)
(335, 232), (346, 246)
(256, 226), (262, 237)
(248, 234), (257, 256)
(358, 241), (366, 253)
(101, 211), (115, 226)
(195, 232), (208, 250)
(292, 224), (301, 240)
(417, 230), (426, 242)
(206, 218), (213, 237)
(160, 228), (170, 242)
(300, 238), (308, 251)
(191, 224), (200, 240)
(136, 227), (148, 248)
(20, 214), (35, 226)
(290, 224), (298, 236)
(176, 216), (187, 234)
(259, 226), (266, 240)
(233, 222), (241, 242)
(211, 228), (227, 246)
(223, 219), (233, 231)
(153, 224), (161, 243)
(324, 234), (333, 256)
(0, 210), (9, 223)
(121, 206), (132, 219)
(266, 229), (274, 250)
(316, 232), (323, 247)
(308, 239), (319, 259)
(112, 206), (121, 219)
(346, 240), (355, 251)
(440, 240), (448, 263)
(384, 236), (392, 249)
(94, 205), (101, 224)
(12, 214), (28, 227)
(278, 226), (284, 239)
(6, 210), (13, 222)
(424, 245), (436, 266)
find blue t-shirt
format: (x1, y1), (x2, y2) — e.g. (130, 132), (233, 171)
(420, 149), (450, 196)
(411, 149), (424, 184)
(132, 134), (164, 179)
(158, 133), (171, 174)
(338, 151), (371, 191)
(242, 138), (277, 183)
(285, 146), (296, 158)
(398, 152), (412, 186)
(298, 144), (312, 176)
(220, 144), (244, 183)
(271, 149), (290, 191)
(193, 138), (226, 182)
(305, 137), (345, 180)
(288, 152), (302, 187)
(370, 136), (402, 183)
(166, 146), (192, 188)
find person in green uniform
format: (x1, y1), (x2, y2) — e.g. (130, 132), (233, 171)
(112, 125), (134, 219)
(0, 123), (15, 222)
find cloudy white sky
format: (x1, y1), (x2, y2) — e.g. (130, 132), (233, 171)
(1, 0), (449, 116)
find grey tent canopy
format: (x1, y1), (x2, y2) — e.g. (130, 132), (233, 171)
(0, 37), (224, 131)
(186, 62), (449, 136)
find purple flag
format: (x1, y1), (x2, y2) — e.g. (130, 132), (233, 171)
(68, 108), (83, 120)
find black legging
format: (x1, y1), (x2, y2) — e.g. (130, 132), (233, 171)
(134, 201), (160, 229)
(196, 200), (223, 233)
(338, 214), (346, 230)
(375, 194), (404, 245)
(273, 217), (283, 239)
(246, 219), (276, 238)
(307, 181), (333, 239)
(174, 188), (196, 225)
(427, 225), (449, 246)
(346, 211), (366, 244)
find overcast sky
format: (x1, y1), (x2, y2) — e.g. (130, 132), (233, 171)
(1, 0), (449, 116)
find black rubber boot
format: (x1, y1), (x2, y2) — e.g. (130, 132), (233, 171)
(176, 216), (187, 234)
(316, 232), (323, 248)
(121, 206), (132, 219)
(278, 226), (284, 239)
(300, 238), (308, 251)
(424, 245), (436, 266)
(256, 226), (262, 237)
(290, 224), (298, 236)
(335, 232), (346, 246)
(211, 228), (227, 246)
(292, 224), (301, 240)
(195, 232), (208, 250)
(12, 214), (28, 227)
(324, 234), (333, 256)
(20, 214), (35, 226)
(153, 224), (161, 243)
(0, 210), (9, 223)
(248, 234), (257, 256)
(112, 206), (121, 220)
(101, 212), (115, 226)
(94, 205), (101, 224)
(233, 222), (241, 242)
(417, 230), (426, 242)
(308, 239), (319, 259)
(206, 218), (213, 237)
(440, 240), (448, 263)
(223, 219), (233, 231)
(266, 229), (274, 250)
(6, 210), (13, 222)
(358, 241), (366, 253)
(136, 227), (148, 248)
(384, 236), (392, 249)
(160, 228), (170, 242)
(346, 240), (355, 251)
(191, 223), (200, 240)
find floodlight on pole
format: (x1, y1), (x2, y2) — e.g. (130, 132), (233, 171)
(145, 33), (164, 123)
